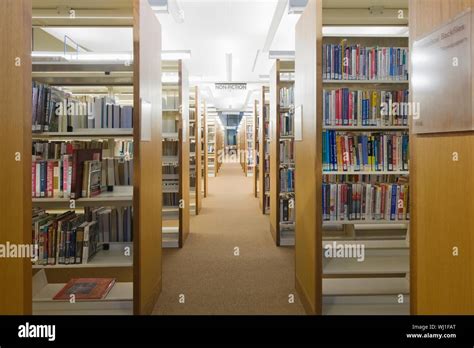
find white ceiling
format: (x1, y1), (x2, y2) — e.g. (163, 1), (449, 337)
(41, 0), (301, 110)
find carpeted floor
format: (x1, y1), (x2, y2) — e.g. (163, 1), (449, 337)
(153, 162), (305, 315)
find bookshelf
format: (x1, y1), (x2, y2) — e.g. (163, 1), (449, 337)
(238, 118), (245, 172)
(320, 34), (410, 316)
(202, 100), (208, 197)
(269, 60), (296, 246)
(0, 0), (163, 315)
(189, 86), (202, 215)
(207, 117), (216, 177)
(258, 86), (270, 214)
(245, 112), (255, 177)
(162, 60), (190, 248)
(294, 0), (411, 315)
(253, 99), (260, 197)
(216, 120), (224, 174)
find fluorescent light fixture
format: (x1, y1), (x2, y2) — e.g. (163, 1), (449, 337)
(150, 0), (184, 23)
(323, 26), (409, 37)
(288, 0), (308, 14)
(268, 51), (295, 60)
(162, 50), (191, 60)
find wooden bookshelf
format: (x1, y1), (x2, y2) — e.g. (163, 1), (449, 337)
(189, 86), (202, 215)
(162, 60), (190, 248)
(0, 0), (33, 315)
(294, 0), (411, 315)
(269, 60), (295, 246)
(202, 100), (208, 197)
(258, 86), (270, 214)
(216, 120), (224, 174)
(253, 99), (260, 197)
(238, 118), (246, 172)
(0, 0), (163, 315)
(207, 111), (218, 177)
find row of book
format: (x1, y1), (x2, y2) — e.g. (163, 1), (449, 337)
(32, 206), (132, 266)
(163, 142), (179, 156)
(32, 83), (134, 132)
(163, 181), (179, 193)
(280, 167), (295, 193)
(280, 197), (295, 222)
(322, 182), (409, 221)
(163, 192), (180, 207)
(280, 112), (294, 137)
(323, 88), (410, 127)
(280, 86), (294, 108)
(163, 164), (179, 175)
(279, 139), (294, 164)
(322, 44), (409, 81)
(32, 156), (133, 199)
(322, 131), (409, 172)
(33, 140), (133, 161)
(163, 91), (180, 110)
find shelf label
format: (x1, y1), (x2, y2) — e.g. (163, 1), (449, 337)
(412, 9), (472, 134)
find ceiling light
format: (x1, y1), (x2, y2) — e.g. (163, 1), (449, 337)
(268, 51), (295, 60)
(288, 0), (308, 14)
(323, 26), (409, 37)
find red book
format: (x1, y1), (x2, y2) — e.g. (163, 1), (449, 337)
(47, 161), (54, 198)
(32, 162), (36, 198)
(70, 149), (102, 199)
(53, 278), (116, 301)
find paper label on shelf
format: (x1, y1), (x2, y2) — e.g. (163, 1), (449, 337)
(295, 105), (303, 141)
(141, 99), (152, 142)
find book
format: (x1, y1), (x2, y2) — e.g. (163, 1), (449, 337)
(52, 278), (116, 301)
(322, 130), (409, 172)
(323, 44), (409, 81)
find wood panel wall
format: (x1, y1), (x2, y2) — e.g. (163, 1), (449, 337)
(294, 0), (323, 315)
(410, 0), (474, 314)
(133, 0), (163, 315)
(0, 0), (32, 315)
(179, 61), (191, 244)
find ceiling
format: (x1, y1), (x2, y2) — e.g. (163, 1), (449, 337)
(35, 0), (408, 111)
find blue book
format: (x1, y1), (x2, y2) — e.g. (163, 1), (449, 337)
(390, 184), (397, 220)
(40, 161), (47, 197)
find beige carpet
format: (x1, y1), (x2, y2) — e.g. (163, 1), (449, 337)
(153, 162), (305, 315)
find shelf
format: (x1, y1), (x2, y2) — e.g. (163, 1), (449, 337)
(323, 171), (409, 175)
(323, 80), (409, 84)
(32, 129), (133, 140)
(33, 282), (133, 315)
(163, 109), (179, 112)
(323, 277), (409, 296)
(33, 244), (133, 269)
(323, 239), (409, 249)
(163, 132), (179, 140)
(323, 253), (409, 276)
(323, 298), (410, 315)
(32, 186), (132, 208)
(323, 126), (409, 131)
(323, 220), (409, 226)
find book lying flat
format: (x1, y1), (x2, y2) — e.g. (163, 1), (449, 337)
(53, 278), (116, 301)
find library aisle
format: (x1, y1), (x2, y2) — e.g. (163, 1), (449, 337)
(153, 162), (304, 315)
